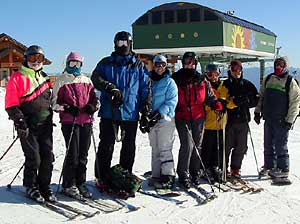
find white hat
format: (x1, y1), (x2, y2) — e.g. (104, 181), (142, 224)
(153, 55), (167, 64)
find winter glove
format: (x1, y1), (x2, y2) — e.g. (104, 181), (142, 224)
(141, 103), (152, 117)
(254, 112), (261, 125)
(211, 101), (223, 112)
(217, 98), (227, 115)
(104, 83), (124, 107)
(64, 105), (80, 117)
(139, 115), (150, 134)
(280, 120), (293, 130)
(15, 118), (29, 139)
(84, 104), (97, 115)
(148, 111), (161, 128)
(233, 95), (249, 107)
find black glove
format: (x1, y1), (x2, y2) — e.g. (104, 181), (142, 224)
(233, 95), (249, 107)
(141, 103), (152, 117)
(64, 105), (80, 116)
(280, 120), (293, 130)
(111, 89), (124, 107)
(15, 118), (29, 139)
(217, 98), (227, 115)
(84, 104), (97, 115)
(105, 83), (123, 107)
(139, 115), (150, 134)
(254, 112), (261, 125)
(148, 111), (161, 128)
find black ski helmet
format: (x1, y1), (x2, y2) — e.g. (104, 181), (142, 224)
(24, 45), (45, 57)
(205, 64), (220, 73)
(114, 31), (132, 45)
(182, 51), (198, 65)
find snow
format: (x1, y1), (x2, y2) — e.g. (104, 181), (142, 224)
(1, 86), (300, 224)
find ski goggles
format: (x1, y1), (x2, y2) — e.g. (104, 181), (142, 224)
(68, 60), (82, 68)
(154, 62), (167, 68)
(27, 54), (45, 63)
(206, 71), (220, 78)
(116, 40), (129, 47)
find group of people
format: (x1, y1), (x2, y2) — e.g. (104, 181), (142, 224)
(4, 30), (300, 203)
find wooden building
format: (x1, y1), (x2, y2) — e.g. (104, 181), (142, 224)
(0, 33), (51, 87)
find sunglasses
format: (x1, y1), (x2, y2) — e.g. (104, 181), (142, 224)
(68, 60), (82, 68)
(27, 54), (44, 63)
(116, 40), (129, 47)
(154, 62), (167, 68)
(206, 71), (219, 78)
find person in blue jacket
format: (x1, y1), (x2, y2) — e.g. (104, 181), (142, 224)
(140, 55), (178, 189)
(91, 31), (149, 191)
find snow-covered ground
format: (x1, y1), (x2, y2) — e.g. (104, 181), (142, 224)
(0, 86), (300, 224)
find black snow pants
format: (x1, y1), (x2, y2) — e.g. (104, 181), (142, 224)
(61, 123), (92, 188)
(95, 118), (138, 182)
(201, 129), (224, 169)
(20, 123), (54, 191)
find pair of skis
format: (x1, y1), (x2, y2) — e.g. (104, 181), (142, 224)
(225, 177), (264, 193)
(7, 188), (99, 220)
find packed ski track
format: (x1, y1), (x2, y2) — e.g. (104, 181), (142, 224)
(0, 87), (300, 224)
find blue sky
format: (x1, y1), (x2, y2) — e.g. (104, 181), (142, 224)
(1, 0), (299, 73)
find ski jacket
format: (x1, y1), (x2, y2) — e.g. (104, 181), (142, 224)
(172, 68), (220, 121)
(223, 72), (259, 124)
(52, 72), (98, 125)
(255, 72), (300, 124)
(5, 65), (52, 125)
(150, 70), (178, 119)
(91, 52), (149, 121)
(204, 80), (234, 130)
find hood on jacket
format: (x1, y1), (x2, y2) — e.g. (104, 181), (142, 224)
(274, 56), (289, 76)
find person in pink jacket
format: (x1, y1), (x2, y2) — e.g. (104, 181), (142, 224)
(52, 52), (98, 198)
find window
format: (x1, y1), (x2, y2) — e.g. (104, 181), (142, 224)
(204, 10), (218, 21)
(165, 10), (175, 23)
(152, 11), (162, 24)
(136, 14), (148, 25)
(190, 8), (201, 22)
(177, 9), (187, 23)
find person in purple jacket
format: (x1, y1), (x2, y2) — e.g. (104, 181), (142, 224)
(52, 52), (98, 198)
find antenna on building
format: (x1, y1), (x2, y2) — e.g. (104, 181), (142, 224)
(226, 10), (235, 16)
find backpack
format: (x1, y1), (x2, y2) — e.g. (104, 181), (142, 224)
(107, 164), (142, 197)
(265, 74), (300, 116)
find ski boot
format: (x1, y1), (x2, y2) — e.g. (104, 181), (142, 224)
(230, 169), (241, 179)
(26, 187), (45, 203)
(191, 171), (203, 186)
(269, 169), (289, 179)
(160, 175), (175, 189)
(40, 187), (57, 202)
(77, 183), (92, 198)
(178, 176), (192, 189)
(62, 185), (82, 199)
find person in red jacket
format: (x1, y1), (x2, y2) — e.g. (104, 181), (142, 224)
(5, 45), (56, 203)
(172, 52), (223, 189)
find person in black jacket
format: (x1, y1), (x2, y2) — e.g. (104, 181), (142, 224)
(223, 60), (259, 178)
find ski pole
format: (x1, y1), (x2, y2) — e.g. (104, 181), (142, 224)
(247, 123), (260, 176)
(57, 117), (77, 193)
(7, 162), (25, 189)
(185, 124), (215, 194)
(0, 136), (19, 162)
(216, 114), (221, 191)
(91, 122), (100, 179)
